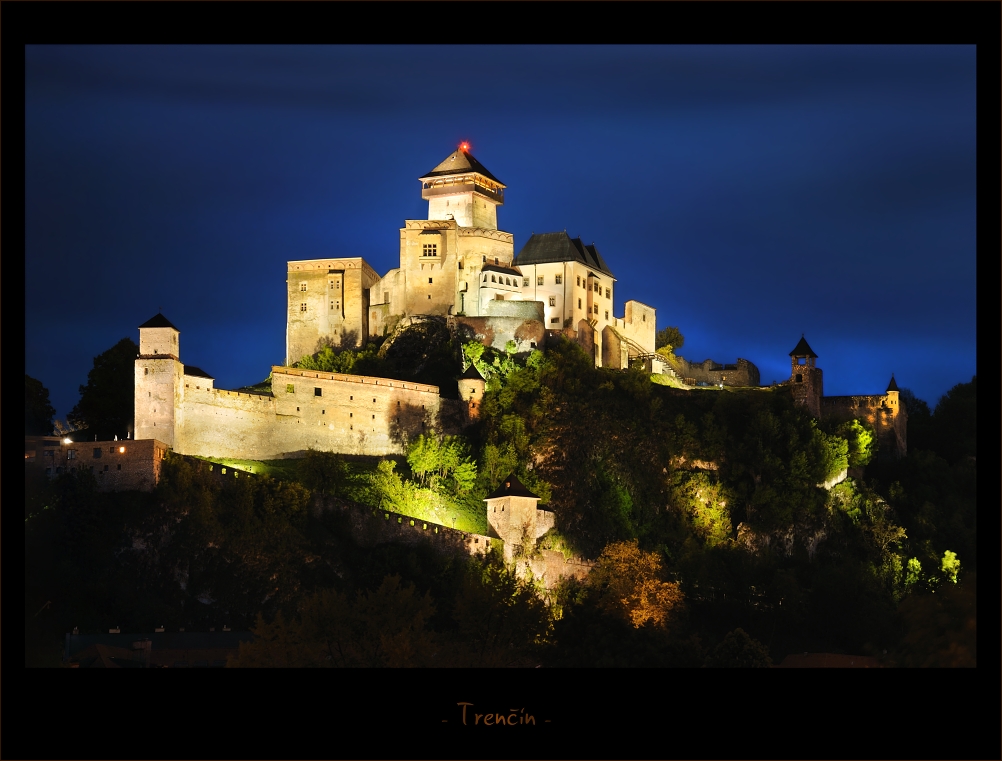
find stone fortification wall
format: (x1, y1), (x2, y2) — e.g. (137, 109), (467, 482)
(526, 550), (596, 590)
(28, 438), (169, 492)
(173, 368), (441, 461)
(821, 393), (906, 460)
(613, 301), (656, 355)
(665, 355), (760, 387)
(450, 312), (545, 354)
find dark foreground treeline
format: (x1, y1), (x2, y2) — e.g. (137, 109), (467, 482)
(25, 341), (975, 667)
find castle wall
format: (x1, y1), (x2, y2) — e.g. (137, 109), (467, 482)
(135, 358), (183, 447)
(665, 356), (760, 387)
(450, 312), (545, 354)
(821, 392), (907, 460)
(169, 368), (441, 461)
(31, 438), (169, 492)
(616, 301), (656, 355)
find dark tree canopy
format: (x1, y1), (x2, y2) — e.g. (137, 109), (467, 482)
(68, 337), (138, 440)
(25, 374), (56, 435)
(655, 326), (685, 351)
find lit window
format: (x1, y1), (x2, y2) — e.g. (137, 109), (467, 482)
(67, 450), (77, 460)
(300, 303), (307, 312)
(555, 275), (562, 285)
(300, 282), (307, 292)
(549, 297), (556, 307)
(423, 243), (438, 257)
(537, 276), (544, 286)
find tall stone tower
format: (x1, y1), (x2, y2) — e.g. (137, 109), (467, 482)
(135, 313), (183, 447)
(457, 362), (486, 421)
(789, 335), (822, 418)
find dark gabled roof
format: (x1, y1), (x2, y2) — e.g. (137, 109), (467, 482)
(484, 473), (539, 500)
(461, 363), (484, 381)
(183, 365), (214, 380)
(139, 313), (179, 330)
(886, 374), (900, 392)
(421, 148), (504, 185)
(789, 335), (817, 358)
(513, 232), (616, 278)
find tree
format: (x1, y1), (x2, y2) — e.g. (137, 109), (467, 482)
(25, 374), (56, 435)
(588, 539), (684, 629)
(68, 338), (139, 439)
(930, 377), (976, 464)
(655, 326), (685, 351)
(299, 447), (350, 498)
(703, 628), (772, 667)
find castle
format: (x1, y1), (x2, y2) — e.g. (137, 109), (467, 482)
(131, 145), (659, 462)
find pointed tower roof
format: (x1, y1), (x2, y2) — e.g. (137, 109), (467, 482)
(789, 335), (817, 358)
(514, 232), (616, 278)
(485, 473), (539, 500)
(461, 363), (484, 381)
(420, 146), (504, 185)
(886, 374), (900, 392)
(139, 313), (179, 330)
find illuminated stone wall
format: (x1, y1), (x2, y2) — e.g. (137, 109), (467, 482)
(169, 367), (441, 461)
(821, 389), (907, 460)
(665, 356), (761, 387)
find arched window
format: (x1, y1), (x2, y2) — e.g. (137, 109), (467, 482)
(483, 274), (487, 282)
(492, 275), (496, 283)
(505, 277), (511, 286)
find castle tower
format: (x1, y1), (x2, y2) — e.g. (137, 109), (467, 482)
(387, 144), (515, 320)
(135, 313), (184, 448)
(419, 142), (505, 229)
(457, 363), (486, 421)
(789, 334), (822, 417)
(884, 373), (907, 458)
(484, 473), (553, 562)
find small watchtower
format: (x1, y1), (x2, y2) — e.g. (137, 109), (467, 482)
(135, 313), (183, 447)
(457, 363), (486, 421)
(485, 473), (554, 562)
(789, 334), (823, 418)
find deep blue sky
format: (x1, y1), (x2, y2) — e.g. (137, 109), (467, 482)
(25, 45), (976, 423)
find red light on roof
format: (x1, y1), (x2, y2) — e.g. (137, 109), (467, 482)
(459, 141), (470, 152)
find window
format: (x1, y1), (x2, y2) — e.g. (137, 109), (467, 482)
(495, 258), (499, 265)
(428, 277), (433, 284)
(537, 276), (544, 286)
(491, 275), (496, 283)
(505, 277), (511, 286)
(550, 317), (559, 324)
(555, 274), (562, 285)
(322, 410), (325, 415)
(458, 261), (463, 270)
(422, 243), (437, 257)
(428, 294), (432, 299)
(144, 368), (148, 375)
(606, 288), (610, 299)
(549, 297), (556, 307)
(93, 448), (102, 458)
(642, 314), (646, 321)
(576, 276), (581, 286)
(594, 305), (599, 314)
(300, 282), (307, 291)
(523, 278), (529, 287)
(67, 449), (77, 460)
(300, 303), (307, 312)
(372, 398), (376, 403)
(330, 301), (335, 310)
(578, 298), (582, 309)
(117, 464), (122, 471)
(315, 388), (322, 396)
(483, 274), (488, 282)
(795, 374), (803, 383)
(797, 357), (806, 365)
(605, 311), (609, 320)
(483, 256), (486, 263)
(104, 465), (109, 472)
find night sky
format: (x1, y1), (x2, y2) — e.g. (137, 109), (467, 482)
(25, 45), (976, 425)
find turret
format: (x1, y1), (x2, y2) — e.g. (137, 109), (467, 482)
(457, 363), (486, 421)
(419, 143), (505, 229)
(484, 473), (553, 562)
(789, 334), (822, 417)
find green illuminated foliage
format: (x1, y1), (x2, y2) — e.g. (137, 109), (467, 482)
(940, 550), (960, 584)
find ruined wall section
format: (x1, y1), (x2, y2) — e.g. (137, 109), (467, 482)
(665, 356), (760, 387)
(450, 311), (545, 354)
(821, 393), (907, 460)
